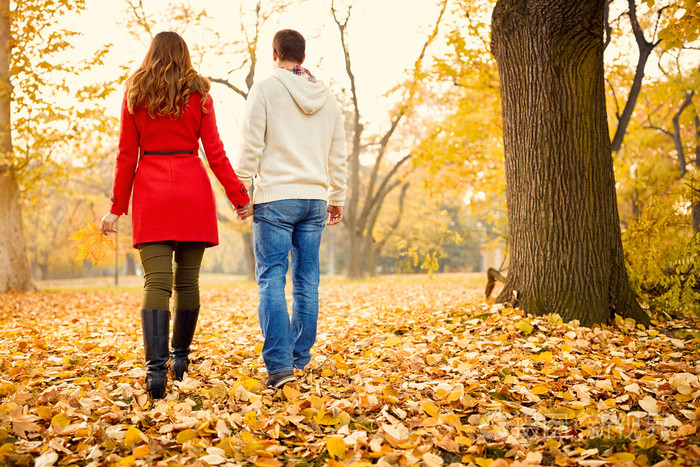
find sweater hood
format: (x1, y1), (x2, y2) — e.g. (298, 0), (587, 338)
(272, 68), (329, 115)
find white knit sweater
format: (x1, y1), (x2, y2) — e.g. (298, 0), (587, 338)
(234, 68), (348, 206)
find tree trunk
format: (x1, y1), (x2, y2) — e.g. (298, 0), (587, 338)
(693, 115), (700, 233)
(491, 0), (648, 327)
(242, 231), (255, 281)
(37, 262), (49, 281)
(125, 252), (137, 276)
(347, 228), (364, 279)
(0, 171), (36, 291)
(0, 0), (35, 292)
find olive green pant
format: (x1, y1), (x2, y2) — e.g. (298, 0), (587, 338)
(137, 241), (206, 311)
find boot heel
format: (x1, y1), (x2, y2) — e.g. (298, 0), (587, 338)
(146, 370), (167, 399)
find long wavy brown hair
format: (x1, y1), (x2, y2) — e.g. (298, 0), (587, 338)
(126, 31), (210, 118)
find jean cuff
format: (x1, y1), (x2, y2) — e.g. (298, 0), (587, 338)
(268, 366), (294, 375)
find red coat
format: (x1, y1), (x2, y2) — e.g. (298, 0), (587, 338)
(109, 92), (249, 248)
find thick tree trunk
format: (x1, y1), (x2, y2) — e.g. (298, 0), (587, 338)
(347, 228), (364, 279)
(0, 171), (36, 291)
(491, 0), (648, 327)
(0, 0), (34, 292)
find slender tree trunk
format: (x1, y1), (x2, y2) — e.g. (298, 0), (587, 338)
(125, 252), (137, 276)
(0, 0), (34, 292)
(242, 231), (255, 281)
(491, 0), (648, 327)
(693, 115), (700, 233)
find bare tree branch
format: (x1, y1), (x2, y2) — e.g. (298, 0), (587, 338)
(610, 0), (661, 151)
(206, 77), (248, 99)
(126, 0), (153, 38)
(367, 154), (412, 216)
(604, 0), (613, 51)
(645, 90), (695, 177)
(358, 0), (447, 232)
(331, 0), (362, 235)
(672, 90), (694, 177)
(605, 76), (621, 120)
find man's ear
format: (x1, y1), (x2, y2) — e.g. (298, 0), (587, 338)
(301, 53), (306, 65)
(273, 49), (278, 61)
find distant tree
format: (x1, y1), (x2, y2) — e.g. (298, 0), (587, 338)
(491, 0), (650, 326)
(330, 0), (449, 278)
(0, 0), (33, 291)
(0, 0), (111, 291)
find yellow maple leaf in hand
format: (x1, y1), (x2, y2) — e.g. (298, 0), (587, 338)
(68, 220), (116, 265)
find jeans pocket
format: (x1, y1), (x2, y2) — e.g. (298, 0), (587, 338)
(255, 200), (297, 224)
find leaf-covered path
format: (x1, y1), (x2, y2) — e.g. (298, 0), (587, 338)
(0, 276), (699, 466)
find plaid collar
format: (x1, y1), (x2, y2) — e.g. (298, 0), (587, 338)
(281, 65), (316, 83)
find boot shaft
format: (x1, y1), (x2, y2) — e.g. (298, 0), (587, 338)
(140, 309), (170, 369)
(171, 307), (200, 352)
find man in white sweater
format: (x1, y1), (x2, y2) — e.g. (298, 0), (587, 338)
(235, 29), (348, 389)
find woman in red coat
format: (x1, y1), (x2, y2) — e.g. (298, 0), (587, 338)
(100, 31), (249, 399)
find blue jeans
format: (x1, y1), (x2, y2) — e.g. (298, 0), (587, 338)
(252, 199), (326, 375)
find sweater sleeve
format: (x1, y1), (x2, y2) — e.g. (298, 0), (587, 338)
(327, 104), (348, 206)
(200, 95), (250, 208)
(234, 83), (267, 190)
(110, 93), (139, 215)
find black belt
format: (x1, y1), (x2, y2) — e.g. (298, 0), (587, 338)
(143, 150), (194, 155)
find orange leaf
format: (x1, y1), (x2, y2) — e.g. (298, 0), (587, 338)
(69, 220), (115, 265)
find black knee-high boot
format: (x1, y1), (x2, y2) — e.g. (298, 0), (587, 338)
(170, 307), (199, 380)
(140, 309), (170, 399)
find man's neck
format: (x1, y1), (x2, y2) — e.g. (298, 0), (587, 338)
(276, 60), (302, 69)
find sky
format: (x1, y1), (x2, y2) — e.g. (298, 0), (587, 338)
(65, 0), (447, 156)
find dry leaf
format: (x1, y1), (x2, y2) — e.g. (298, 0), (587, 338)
(325, 436), (345, 458)
(68, 220), (115, 265)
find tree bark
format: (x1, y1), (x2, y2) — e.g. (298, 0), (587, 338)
(491, 0), (648, 327)
(0, 0), (34, 292)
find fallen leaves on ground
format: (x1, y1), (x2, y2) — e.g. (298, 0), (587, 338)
(0, 275), (699, 466)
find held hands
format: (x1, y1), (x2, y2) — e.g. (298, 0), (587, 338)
(236, 202), (253, 221)
(100, 213), (120, 235)
(327, 205), (343, 225)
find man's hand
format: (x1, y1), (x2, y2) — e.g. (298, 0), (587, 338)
(100, 213), (120, 235)
(327, 205), (343, 225)
(237, 203), (254, 221)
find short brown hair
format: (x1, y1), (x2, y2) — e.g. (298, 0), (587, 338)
(273, 29), (305, 64)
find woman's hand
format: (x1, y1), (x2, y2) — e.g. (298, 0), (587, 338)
(100, 213), (120, 235)
(236, 203), (253, 221)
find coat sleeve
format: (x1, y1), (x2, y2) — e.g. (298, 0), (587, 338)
(327, 103), (348, 206)
(234, 83), (266, 189)
(200, 95), (250, 208)
(110, 93), (139, 215)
